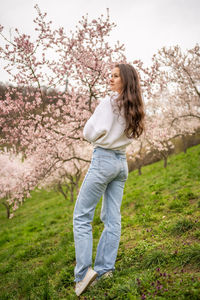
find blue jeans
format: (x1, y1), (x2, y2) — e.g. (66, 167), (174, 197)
(73, 146), (128, 282)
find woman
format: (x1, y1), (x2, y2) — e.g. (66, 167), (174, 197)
(73, 63), (145, 296)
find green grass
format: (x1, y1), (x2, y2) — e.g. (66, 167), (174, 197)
(0, 144), (200, 299)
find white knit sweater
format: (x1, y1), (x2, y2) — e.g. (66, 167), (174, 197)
(83, 94), (133, 151)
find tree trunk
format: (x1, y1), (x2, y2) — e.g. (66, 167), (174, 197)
(182, 135), (187, 153)
(138, 166), (142, 175)
(163, 156), (167, 168)
(70, 184), (75, 203)
(2, 201), (10, 219)
(57, 182), (67, 200)
(75, 176), (80, 197)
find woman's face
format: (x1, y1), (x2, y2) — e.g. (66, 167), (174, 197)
(110, 67), (123, 94)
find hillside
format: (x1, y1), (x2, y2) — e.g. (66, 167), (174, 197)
(0, 144), (200, 299)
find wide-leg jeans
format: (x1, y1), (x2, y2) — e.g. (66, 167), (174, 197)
(73, 146), (129, 282)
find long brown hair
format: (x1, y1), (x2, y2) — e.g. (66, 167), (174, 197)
(111, 63), (145, 139)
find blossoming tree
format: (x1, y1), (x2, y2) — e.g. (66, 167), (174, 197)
(0, 5), (127, 217)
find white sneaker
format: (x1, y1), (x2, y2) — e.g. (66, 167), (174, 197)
(75, 267), (98, 296)
(102, 271), (113, 278)
(90, 271), (113, 287)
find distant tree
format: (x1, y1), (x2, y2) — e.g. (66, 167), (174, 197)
(131, 44), (200, 165)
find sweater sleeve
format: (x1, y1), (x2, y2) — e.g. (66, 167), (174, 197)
(83, 98), (108, 143)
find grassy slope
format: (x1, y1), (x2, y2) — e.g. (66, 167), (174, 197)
(0, 144), (200, 300)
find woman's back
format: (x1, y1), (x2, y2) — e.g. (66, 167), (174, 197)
(83, 94), (134, 151)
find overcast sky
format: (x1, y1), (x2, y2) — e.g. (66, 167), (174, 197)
(0, 0), (200, 83)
